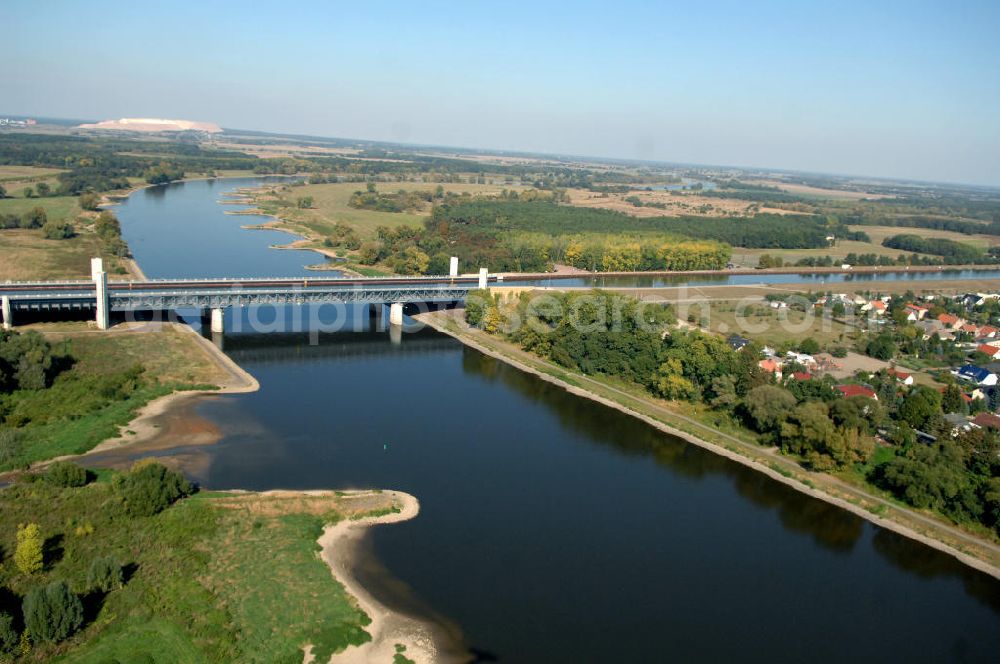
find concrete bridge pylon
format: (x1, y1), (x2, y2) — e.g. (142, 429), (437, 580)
(91, 257), (110, 330)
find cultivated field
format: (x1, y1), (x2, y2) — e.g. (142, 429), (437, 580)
(564, 187), (792, 218)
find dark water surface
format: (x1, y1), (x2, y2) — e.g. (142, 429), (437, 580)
(113, 179), (1000, 662)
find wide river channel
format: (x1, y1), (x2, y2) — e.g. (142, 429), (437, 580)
(111, 178), (1000, 662)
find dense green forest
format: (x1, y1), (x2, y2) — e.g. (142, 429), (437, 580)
(430, 200), (839, 248)
(466, 289), (1000, 538)
(882, 233), (990, 263)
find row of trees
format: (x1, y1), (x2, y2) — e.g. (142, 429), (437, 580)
(882, 234), (989, 263)
(431, 200), (839, 249)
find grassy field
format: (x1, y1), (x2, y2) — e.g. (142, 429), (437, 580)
(0, 228), (111, 281)
(0, 479), (395, 662)
(851, 224), (1000, 250)
(0, 324), (230, 470)
(0, 194), (81, 223)
(0, 166), (65, 198)
(730, 239), (926, 268)
(685, 299), (854, 350)
(257, 181), (524, 240)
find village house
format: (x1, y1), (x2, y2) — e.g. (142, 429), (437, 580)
(904, 303), (929, 321)
(836, 384), (878, 400)
(955, 365), (998, 387)
(888, 368), (914, 385)
(759, 358), (782, 380)
(937, 312), (964, 329)
(976, 344), (1000, 360)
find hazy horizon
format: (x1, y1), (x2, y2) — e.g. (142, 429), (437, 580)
(6, 0), (999, 186)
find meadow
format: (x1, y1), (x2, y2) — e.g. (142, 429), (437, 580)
(0, 479), (392, 662)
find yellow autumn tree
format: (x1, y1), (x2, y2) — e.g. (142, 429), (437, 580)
(15, 523), (44, 575)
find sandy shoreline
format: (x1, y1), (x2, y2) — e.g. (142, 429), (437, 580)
(415, 310), (1000, 581)
(318, 491), (465, 664)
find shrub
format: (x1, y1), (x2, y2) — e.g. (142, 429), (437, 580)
(79, 191), (100, 211)
(86, 555), (124, 593)
(0, 428), (23, 467)
(14, 523), (44, 575)
(41, 221), (75, 240)
(0, 612), (17, 655)
(44, 461), (89, 488)
(22, 580), (83, 644)
(20, 207), (46, 229)
(113, 461), (193, 516)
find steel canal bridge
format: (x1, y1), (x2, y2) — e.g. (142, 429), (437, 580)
(1, 259), (494, 331)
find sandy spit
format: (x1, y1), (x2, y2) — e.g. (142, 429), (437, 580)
(318, 491), (463, 664)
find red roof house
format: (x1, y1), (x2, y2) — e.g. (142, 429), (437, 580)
(888, 368), (914, 385)
(937, 313), (961, 328)
(976, 344), (1000, 359)
(836, 384), (878, 400)
(973, 412), (1000, 430)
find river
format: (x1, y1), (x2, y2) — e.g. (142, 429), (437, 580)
(110, 178), (1000, 662)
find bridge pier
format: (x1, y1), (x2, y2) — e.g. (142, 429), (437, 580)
(449, 256), (459, 277)
(1, 296), (10, 330)
(478, 267), (488, 289)
(91, 258), (110, 330)
(210, 308), (225, 334)
(389, 321), (402, 345)
(389, 302), (404, 326)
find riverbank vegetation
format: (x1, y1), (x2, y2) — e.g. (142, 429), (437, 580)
(0, 465), (395, 661)
(465, 289), (1000, 540)
(0, 325), (228, 471)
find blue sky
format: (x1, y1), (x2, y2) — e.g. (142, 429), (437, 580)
(5, 0), (999, 185)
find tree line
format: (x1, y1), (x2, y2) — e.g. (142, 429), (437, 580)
(430, 199), (842, 249)
(882, 233), (990, 263)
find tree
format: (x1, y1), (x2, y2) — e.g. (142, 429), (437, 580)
(45, 461), (89, 488)
(79, 191), (100, 211)
(296, 196), (313, 209)
(941, 383), (967, 414)
(22, 580), (83, 644)
(742, 385), (797, 434)
(877, 441), (980, 520)
(0, 184), (6, 199)
(35, 182), (51, 197)
(113, 460), (193, 516)
(87, 555), (124, 592)
(653, 358), (698, 401)
(42, 221), (74, 240)
(866, 333), (896, 360)
(0, 612), (16, 655)
(14, 523), (44, 575)
(390, 246), (430, 275)
(798, 337), (820, 354)
(898, 386), (943, 431)
(20, 207), (47, 229)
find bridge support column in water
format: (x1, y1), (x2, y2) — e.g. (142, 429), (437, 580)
(478, 267), (488, 289)
(389, 302), (404, 326)
(210, 307), (225, 334)
(1, 296), (10, 330)
(91, 257), (109, 330)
